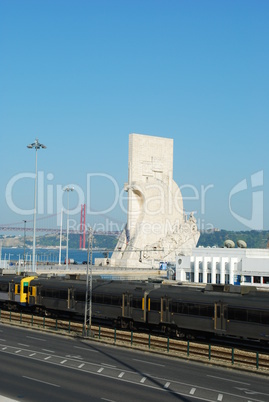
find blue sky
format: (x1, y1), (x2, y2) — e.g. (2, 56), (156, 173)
(0, 0), (268, 232)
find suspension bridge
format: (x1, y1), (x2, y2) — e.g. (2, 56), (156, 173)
(0, 208), (123, 237)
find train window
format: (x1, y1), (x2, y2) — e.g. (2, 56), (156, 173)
(175, 303), (188, 314)
(228, 307), (247, 321)
(228, 307), (235, 320)
(260, 311), (269, 325)
(95, 294), (104, 304)
(188, 304), (200, 316)
(103, 295), (111, 304)
(150, 299), (161, 311)
(172, 302), (184, 314)
(200, 305), (214, 317)
(238, 309), (247, 321)
(23, 285), (28, 294)
(59, 290), (68, 299)
(248, 310), (261, 323)
(131, 298), (142, 309)
(217, 306), (220, 318)
(171, 302), (178, 313)
(75, 292), (85, 302)
(0, 283), (8, 292)
(41, 289), (54, 298)
(111, 296), (122, 306)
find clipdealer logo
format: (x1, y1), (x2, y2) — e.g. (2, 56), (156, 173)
(229, 170), (264, 230)
(5, 170), (264, 231)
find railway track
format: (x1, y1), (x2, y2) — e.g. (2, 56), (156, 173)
(1, 308), (269, 374)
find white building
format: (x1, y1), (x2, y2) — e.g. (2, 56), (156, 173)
(176, 247), (269, 286)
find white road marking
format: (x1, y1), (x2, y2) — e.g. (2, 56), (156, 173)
(140, 377), (147, 383)
(98, 368), (104, 373)
(190, 388), (196, 395)
(29, 353), (36, 357)
(236, 387), (266, 396)
(217, 394), (223, 401)
(0, 396), (21, 401)
(0, 339), (6, 342)
(44, 356), (51, 360)
(15, 349), (21, 354)
(23, 375), (60, 388)
(101, 363), (117, 368)
(18, 343), (29, 347)
(101, 399), (117, 402)
(133, 358), (165, 367)
(27, 336), (46, 341)
(207, 375), (250, 385)
(74, 346), (98, 352)
(60, 359), (67, 364)
(2, 347), (7, 350)
(118, 372), (125, 378)
(66, 354), (83, 360)
(164, 382), (170, 389)
(78, 363), (85, 369)
(42, 349), (55, 353)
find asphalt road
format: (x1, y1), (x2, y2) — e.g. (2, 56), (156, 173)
(0, 323), (268, 402)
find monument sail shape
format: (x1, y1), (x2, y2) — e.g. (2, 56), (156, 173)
(97, 133), (200, 268)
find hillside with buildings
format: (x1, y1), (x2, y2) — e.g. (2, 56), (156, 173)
(0, 230), (268, 250)
(198, 230), (269, 249)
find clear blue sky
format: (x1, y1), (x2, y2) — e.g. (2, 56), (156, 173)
(0, 0), (268, 232)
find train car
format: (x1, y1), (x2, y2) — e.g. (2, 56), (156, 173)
(28, 277), (80, 315)
(0, 275), (37, 308)
(146, 283), (269, 342)
(28, 277), (156, 328)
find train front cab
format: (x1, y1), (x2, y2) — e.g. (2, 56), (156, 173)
(18, 276), (37, 305)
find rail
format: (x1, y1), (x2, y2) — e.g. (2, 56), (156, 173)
(0, 309), (269, 374)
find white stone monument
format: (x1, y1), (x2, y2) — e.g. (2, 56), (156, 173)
(96, 133), (200, 268)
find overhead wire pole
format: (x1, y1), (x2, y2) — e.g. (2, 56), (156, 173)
(84, 226), (93, 336)
(27, 138), (46, 272)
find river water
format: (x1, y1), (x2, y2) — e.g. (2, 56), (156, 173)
(0, 247), (109, 265)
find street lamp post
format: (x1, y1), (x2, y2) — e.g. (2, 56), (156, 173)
(23, 220), (26, 268)
(27, 138), (46, 272)
(64, 186), (74, 270)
